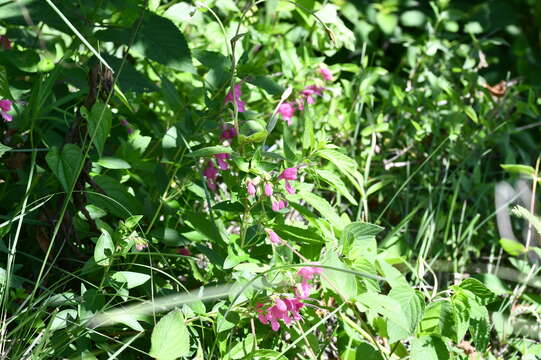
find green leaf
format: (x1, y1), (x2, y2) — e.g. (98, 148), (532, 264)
(387, 286), (425, 342)
(97, 157), (131, 169)
(314, 169), (358, 205)
(356, 292), (410, 332)
(499, 237), (526, 256)
(467, 295), (490, 352)
(410, 335), (449, 360)
(110, 271), (150, 289)
(50, 309), (78, 331)
(272, 224), (325, 244)
(376, 12), (398, 34)
(341, 222), (384, 256)
(457, 278), (496, 305)
(188, 145), (232, 158)
(0, 66), (12, 99)
(464, 106), (478, 123)
(320, 251), (357, 300)
(87, 102), (112, 157)
(315, 148), (363, 194)
(299, 191), (348, 230)
(149, 309), (190, 360)
(223, 334), (255, 360)
(88, 175), (143, 217)
(45, 144), (83, 192)
(511, 205), (541, 238)
(0, 143), (11, 159)
(400, 10), (426, 27)
(500, 164), (536, 177)
(94, 229), (114, 266)
(246, 75), (285, 96)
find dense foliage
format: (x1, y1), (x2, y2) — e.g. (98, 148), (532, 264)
(1, 0), (541, 359)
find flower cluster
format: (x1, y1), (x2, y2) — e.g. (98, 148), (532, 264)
(203, 124), (237, 191)
(246, 167), (298, 212)
(255, 265), (323, 331)
(0, 99), (12, 122)
(256, 297), (304, 331)
(277, 65), (333, 126)
(296, 265), (323, 299)
(224, 84), (246, 112)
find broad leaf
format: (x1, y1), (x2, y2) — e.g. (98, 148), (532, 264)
(149, 309), (190, 360)
(45, 144), (83, 192)
(87, 102), (112, 157)
(94, 229), (114, 266)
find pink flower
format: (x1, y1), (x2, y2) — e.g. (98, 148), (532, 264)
(119, 118), (133, 134)
(284, 180), (295, 194)
(135, 243), (147, 251)
(272, 201), (280, 212)
(278, 200), (286, 209)
(0, 99), (12, 122)
(256, 297), (305, 331)
(300, 85), (324, 106)
(247, 181), (256, 196)
(0, 36), (12, 50)
(278, 167), (297, 181)
(297, 266), (323, 281)
(176, 247), (191, 256)
(265, 228), (281, 245)
(295, 280), (313, 299)
(319, 66), (333, 81)
(264, 182), (273, 197)
(214, 153), (230, 170)
(225, 84), (246, 112)
(220, 125), (237, 140)
(277, 102), (295, 126)
(203, 162), (219, 191)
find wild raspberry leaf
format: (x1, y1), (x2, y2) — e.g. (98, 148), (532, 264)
(149, 309), (190, 360)
(45, 144), (84, 193)
(410, 335), (450, 360)
(456, 278), (496, 305)
(387, 286), (425, 343)
(340, 222), (384, 257)
(320, 251), (358, 300)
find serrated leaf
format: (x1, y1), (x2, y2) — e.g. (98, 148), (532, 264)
(315, 148), (363, 194)
(320, 251), (357, 300)
(87, 102), (112, 157)
(315, 169), (357, 205)
(94, 229), (114, 266)
(457, 278), (496, 305)
(410, 335), (449, 360)
(300, 191), (348, 230)
(45, 144), (83, 192)
(341, 222), (383, 258)
(387, 286), (425, 342)
(188, 146), (232, 158)
(149, 309), (190, 360)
